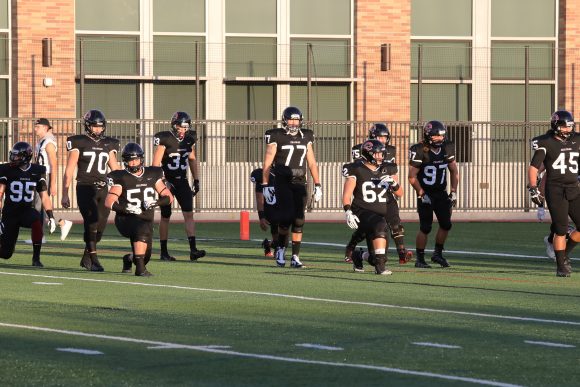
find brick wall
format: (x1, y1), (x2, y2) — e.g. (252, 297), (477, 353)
(354, 0), (411, 128)
(559, 0), (580, 117)
(12, 0), (76, 119)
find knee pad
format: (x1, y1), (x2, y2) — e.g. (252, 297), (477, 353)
(278, 224), (290, 234)
(440, 221), (452, 231)
(420, 225), (432, 234)
(390, 224), (405, 239)
(372, 231), (389, 240)
(291, 218), (305, 234)
(0, 246), (14, 259)
(160, 205), (172, 219)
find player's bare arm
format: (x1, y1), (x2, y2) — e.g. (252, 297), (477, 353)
(408, 165), (423, 196)
(61, 150), (79, 208)
(45, 142), (58, 197)
(262, 143), (277, 184)
(448, 160), (459, 192)
(306, 143), (320, 185)
(152, 145), (165, 167)
(108, 150), (121, 171)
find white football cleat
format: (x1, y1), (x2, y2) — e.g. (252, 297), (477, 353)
(544, 235), (556, 262)
(290, 255), (303, 268)
(60, 220), (73, 241)
(275, 247), (286, 267)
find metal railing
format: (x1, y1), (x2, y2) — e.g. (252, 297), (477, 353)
(1, 118), (550, 213)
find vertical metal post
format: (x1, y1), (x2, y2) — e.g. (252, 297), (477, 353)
(524, 46), (529, 123)
(524, 46), (530, 211)
(195, 41), (200, 121)
(79, 38), (85, 116)
(306, 44), (312, 121)
(417, 44), (423, 123)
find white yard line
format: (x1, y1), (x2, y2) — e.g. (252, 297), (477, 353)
(56, 348), (103, 355)
(413, 342), (462, 349)
(0, 322), (523, 387)
(524, 340), (576, 348)
(0, 271), (578, 327)
(295, 343), (344, 351)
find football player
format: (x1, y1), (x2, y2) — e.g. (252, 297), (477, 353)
(33, 118), (73, 241)
(105, 143), (173, 276)
(342, 139), (403, 275)
(528, 110), (580, 277)
(250, 168), (279, 257)
(152, 111), (205, 261)
(345, 123), (413, 265)
(0, 142), (57, 267)
(408, 120), (459, 268)
(262, 106), (322, 268)
(62, 109), (120, 272)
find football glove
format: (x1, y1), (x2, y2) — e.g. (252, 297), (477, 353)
(537, 206), (546, 222)
(262, 184), (276, 204)
(379, 176), (395, 190)
(143, 199), (157, 211)
(528, 185), (544, 207)
(449, 191), (457, 207)
(125, 204), (142, 215)
(47, 217), (57, 234)
(192, 179), (200, 197)
(419, 193), (431, 205)
(313, 184), (322, 202)
(345, 210), (360, 230)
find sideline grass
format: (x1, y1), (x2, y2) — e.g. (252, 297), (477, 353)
(0, 222), (578, 386)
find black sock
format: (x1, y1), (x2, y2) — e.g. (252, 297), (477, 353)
(292, 241), (301, 256)
(160, 240), (168, 255)
(434, 243), (444, 254)
(188, 236), (197, 251)
(134, 255), (146, 275)
(565, 240), (578, 257)
(32, 243), (41, 261)
(416, 248), (425, 262)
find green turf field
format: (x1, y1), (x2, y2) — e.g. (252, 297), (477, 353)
(0, 221), (578, 386)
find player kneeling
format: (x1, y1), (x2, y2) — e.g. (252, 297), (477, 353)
(105, 143), (173, 276)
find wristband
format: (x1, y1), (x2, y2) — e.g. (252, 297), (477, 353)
(46, 210), (55, 219)
(343, 204), (351, 212)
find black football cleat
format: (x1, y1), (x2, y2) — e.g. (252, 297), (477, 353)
(352, 249), (364, 272)
(80, 250), (92, 271)
(399, 249), (413, 264)
(136, 270), (153, 277)
(190, 249), (206, 261)
(414, 258), (432, 269)
(32, 259), (44, 268)
(90, 256), (105, 272)
(431, 252), (450, 268)
(261, 238), (273, 257)
(160, 253), (177, 261)
(122, 254), (133, 273)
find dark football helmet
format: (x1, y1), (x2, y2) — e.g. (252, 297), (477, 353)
(9, 141), (34, 168)
(360, 139), (385, 165)
(170, 111), (192, 138)
(368, 123), (391, 145)
(83, 109), (107, 140)
(122, 142), (145, 173)
(423, 120), (447, 147)
(282, 106), (303, 135)
(550, 110), (575, 140)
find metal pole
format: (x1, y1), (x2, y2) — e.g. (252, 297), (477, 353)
(524, 46), (530, 212)
(79, 38), (85, 116)
(195, 41), (200, 121)
(417, 44), (423, 123)
(306, 44), (312, 121)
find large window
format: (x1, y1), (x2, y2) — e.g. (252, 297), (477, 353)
(291, 85), (350, 162)
(225, 84), (275, 162)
